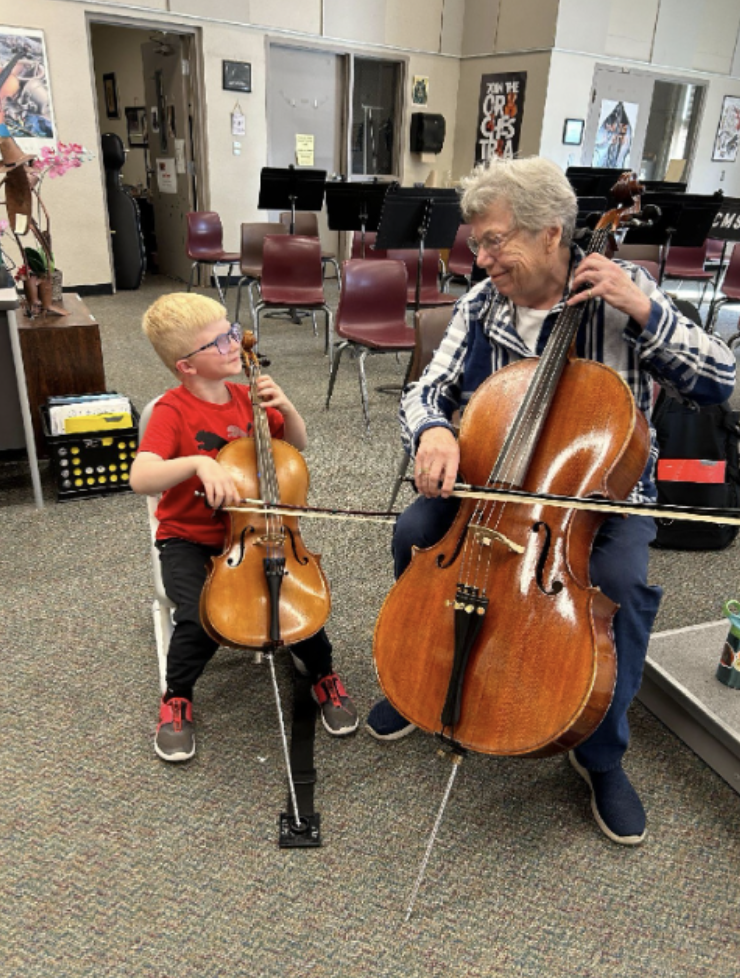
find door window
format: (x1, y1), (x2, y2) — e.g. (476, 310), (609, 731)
(640, 81), (705, 184)
(350, 58), (401, 177)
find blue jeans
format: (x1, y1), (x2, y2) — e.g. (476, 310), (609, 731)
(392, 496), (662, 771)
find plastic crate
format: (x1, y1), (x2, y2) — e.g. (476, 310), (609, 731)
(41, 401), (139, 502)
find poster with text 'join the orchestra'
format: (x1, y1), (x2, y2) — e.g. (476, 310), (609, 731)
(475, 71), (526, 165)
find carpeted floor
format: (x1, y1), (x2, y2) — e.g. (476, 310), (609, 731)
(2, 273), (740, 977)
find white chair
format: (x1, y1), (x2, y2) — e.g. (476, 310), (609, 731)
(138, 395), (264, 691)
(139, 396), (174, 694)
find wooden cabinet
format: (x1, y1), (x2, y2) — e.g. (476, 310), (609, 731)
(16, 294), (106, 456)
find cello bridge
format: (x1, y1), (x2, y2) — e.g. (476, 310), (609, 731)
(472, 526), (525, 554)
(256, 532), (286, 548)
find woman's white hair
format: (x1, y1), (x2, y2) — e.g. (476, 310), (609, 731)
(460, 156), (578, 247)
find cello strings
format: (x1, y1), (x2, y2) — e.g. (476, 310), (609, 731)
(457, 227), (610, 602)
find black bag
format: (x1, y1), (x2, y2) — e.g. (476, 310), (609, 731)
(651, 390), (740, 550)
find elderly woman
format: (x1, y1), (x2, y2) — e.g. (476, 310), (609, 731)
(367, 157), (736, 845)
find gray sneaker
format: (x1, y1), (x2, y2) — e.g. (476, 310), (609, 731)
(155, 696), (196, 762)
(312, 673), (359, 736)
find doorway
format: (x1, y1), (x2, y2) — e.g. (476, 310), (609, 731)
(266, 44), (345, 256)
(89, 21), (203, 286)
(582, 66), (706, 186)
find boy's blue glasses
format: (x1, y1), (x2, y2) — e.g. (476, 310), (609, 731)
(181, 322), (243, 359)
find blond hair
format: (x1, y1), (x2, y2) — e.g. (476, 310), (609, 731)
(142, 293), (227, 375)
(460, 156), (578, 247)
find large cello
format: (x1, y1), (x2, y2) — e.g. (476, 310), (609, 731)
(373, 177), (651, 759)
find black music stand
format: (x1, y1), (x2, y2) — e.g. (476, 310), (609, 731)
(566, 167), (625, 203)
(576, 196), (608, 229)
(620, 192), (723, 286)
(375, 187), (461, 313)
(258, 165), (327, 232)
(325, 180), (394, 256)
(705, 196), (740, 328)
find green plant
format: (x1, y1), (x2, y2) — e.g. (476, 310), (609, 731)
(23, 246), (54, 276)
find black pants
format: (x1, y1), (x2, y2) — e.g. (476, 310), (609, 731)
(157, 538), (334, 697)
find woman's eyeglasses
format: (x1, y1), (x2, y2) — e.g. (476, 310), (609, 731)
(467, 229), (516, 257)
(181, 322), (243, 359)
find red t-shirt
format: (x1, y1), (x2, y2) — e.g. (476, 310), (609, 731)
(138, 382), (285, 546)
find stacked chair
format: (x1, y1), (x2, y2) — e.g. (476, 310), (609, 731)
(253, 235), (333, 351)
(279, 210), (341, 286)
(234, 222), (287, 325)
(387, 248), (457, 310)
(325, 259), (416, 431)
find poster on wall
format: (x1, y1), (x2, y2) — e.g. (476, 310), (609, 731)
(712, 95), (740, 163)
(592, 100), (638, 169)
(475, 72), (526, 165)
(0, 26), (56, 155)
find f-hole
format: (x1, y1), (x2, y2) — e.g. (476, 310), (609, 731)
(532, 521), (563, 596)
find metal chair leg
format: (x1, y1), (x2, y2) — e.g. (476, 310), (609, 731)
(254, 302), (265, 346)
(356, 349), (371, 432)
(234, 275), (247, 324)
(247, 280), (259, 333)
(326, 341), (349, 408)
(324, 306), (334, 362)
(187, 261), (198, 292)
(221, 263), (234, 301)
(212, 266), (226, 305)
(388, 452), (411, 510)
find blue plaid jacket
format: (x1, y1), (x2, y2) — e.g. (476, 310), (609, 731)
(399, 246), (736, 502)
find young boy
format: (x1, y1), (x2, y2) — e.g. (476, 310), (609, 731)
(131, 292), (358, 762)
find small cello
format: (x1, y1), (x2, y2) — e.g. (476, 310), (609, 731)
(200, 332), (331, 651)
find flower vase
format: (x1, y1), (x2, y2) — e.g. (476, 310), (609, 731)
(38, 274), (68, 316)
(23, 274), (40, 312)
(38, 275), (53, 309)
(52, 269), (63, 302)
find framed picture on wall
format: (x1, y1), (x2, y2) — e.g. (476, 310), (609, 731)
(103, 73), (120, 119)
(712, 95), (740, 162)
(562, 118), (584, 146)
(223, 61), (252, 93)
(412, 76), (429, 106)
(0, 27), (56, 146)
(125, 106), (148, 147)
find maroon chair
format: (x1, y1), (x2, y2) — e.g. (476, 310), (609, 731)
(234, 222), (287, 325)
(186, 211), (240, 304)
(441, 224), (474, 292)
(705, 238), (726, 264)
(279, 210), (341, 285)
(388, 304), (453, 507)
(662, 242), (715, 307)
(253, 236), (332, 350)
(708, 244), (740, 331)
(350, 231), (388, 260)
(630, 259), (661, 281)
(325, 259), (415, 431)
(387, 248), (457, 309)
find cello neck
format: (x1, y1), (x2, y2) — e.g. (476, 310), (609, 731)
(245, 355), (281, 507)
(490, 177), (643, 489)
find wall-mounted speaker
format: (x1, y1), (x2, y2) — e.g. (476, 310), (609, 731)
(410, 113), (446, 154)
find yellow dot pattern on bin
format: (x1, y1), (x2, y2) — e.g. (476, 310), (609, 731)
(55, 436), (138, 494)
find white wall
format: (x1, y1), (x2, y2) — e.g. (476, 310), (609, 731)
(541, 50), (740, 197)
